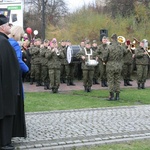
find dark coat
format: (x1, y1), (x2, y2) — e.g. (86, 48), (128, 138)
(0, 32), (19, 119)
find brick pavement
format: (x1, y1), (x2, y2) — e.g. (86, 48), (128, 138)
(11, 80), (150, 150)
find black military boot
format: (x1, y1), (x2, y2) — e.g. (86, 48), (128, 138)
(104, 80), (108, 87)
(95, 79), (100, 84)
(84, 86), (87, 92)
(137, 83), (141, 89)
(67, 79), (70, 86)
(115, 93), (120, 100)
(141, 83), (145, 89)
(93, 78), (96, 84)
(44, 83), (48, 90)
(107, 92), (114, 101)
(101, 80), (105, 87)
(127, 80), (132, 86)
(30, 78), (33, 85)
(124, 79), (128, 86)
(36, 81), (41, 86)
(70, 79), (75, 86)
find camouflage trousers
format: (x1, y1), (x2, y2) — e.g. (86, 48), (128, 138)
(93, 64), (100, 80)
(99, 63), (107, 81)
(107, 69), (121, 93)
(41, 65), (49, 83)
(122, 64), (132, 80)
(30, 63), (35, 79)
(65, 63), (75, 80)
(136, 65), (148, 83)
(49, 68), (60, 89)
(34, 64), (41, 81)
(82, 69), (94, 87)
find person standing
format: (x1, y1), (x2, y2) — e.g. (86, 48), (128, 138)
(97, 36), (109, 87)
(8, 25), (29, 138)
(0, 14), (19, 150)
(92, 40), (100, 84)
(103, 34), (126, 100)
(77, 40), (97, 92)
(46, 39), (64, 93)
(135, 39), (149, 89)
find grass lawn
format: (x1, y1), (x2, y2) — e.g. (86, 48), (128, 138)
(24, 88), (150, 112)
(24, 88), (150, 150)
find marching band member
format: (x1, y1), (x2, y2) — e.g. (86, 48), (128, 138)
(103, 34), (127, 100)
(135, 39), (149, 89)
(97, 36), (109, 87)
(76, 40), (97, 92)
(46, 39), (64, 93)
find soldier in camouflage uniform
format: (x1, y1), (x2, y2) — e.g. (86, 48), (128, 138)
(40, 39), (50, 90)
(29, 40), (36, 85)
(103, 34), (127, 100)
(65, 40), (76, 86)
(59, 40), (67, 83)
(122, 40), (134, 86)
(29, 38), (42, 86)
(76, 40), (97, 92)
(97, 36), (108, 87)
(92, 40), (100, 84)
(46, 39), (64, 93)
(135, 39), (149, 89)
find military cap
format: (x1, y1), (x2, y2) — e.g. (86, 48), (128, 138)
(111, 33), (117, 40)
(102, 36), (107, 40)
(34, 38), (41, 42)
(0, 14), (8, 26)
(44, 39), (49, 43)
(85, 40), (90, 45)
(93, 40), (97, 43)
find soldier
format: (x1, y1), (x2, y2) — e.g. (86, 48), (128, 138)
(40, 39), (50, 90)
(29, 38), (42, 86)
(76, 40), (97, 92)
(59, 40), (67, 83)
(92, 40), (100, 84)
(103, 34), (127, 100)
(97, 36), (109, 87)
(65, 40), (76, 86)
(122, 40), (134, 86)
(135, 39), (149, 89)
(46, 39), (64, 93)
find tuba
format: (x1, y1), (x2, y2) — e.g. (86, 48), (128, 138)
(117, 36), (126, 44)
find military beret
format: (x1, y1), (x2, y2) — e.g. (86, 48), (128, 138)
(111, 33), (117, 40)
(0, 14), (8, 26)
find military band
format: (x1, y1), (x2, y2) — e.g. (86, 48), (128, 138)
(22, 34), (150, 98)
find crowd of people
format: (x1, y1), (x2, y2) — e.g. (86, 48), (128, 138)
(0, 13), (150, 149)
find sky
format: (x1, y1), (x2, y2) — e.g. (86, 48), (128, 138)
(64, 0), (95, 12)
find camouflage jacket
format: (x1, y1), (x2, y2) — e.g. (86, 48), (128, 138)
(76, 48), (97, 70)
(58, 46), (68, 65)
(123, 46), (133, 65)
(135, 46), (149, 65)
(40, 46), (49, 66)
(29, 46), (41, 65)
(45, 47), (64, 69)
(103, 41), (127, 71)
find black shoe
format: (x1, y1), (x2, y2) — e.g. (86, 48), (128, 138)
(107, 92), (114, 101)
(1, 144), (14, 150)
(87, 87), (91, 92)
(70, 81), (76, 86)
(141, 83), (145, 89)
(95, 80), (100, 84)
(138, 83), (141, 89)
(104, 81), (108, 87)
(115, 93), (120, 100)
(127, 80), (132, 86)
(84, 86), (87, 92)
(124, 80), (128, 86)
(101, 81), (105, 87)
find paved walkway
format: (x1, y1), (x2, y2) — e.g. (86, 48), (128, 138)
(12, 80), (150, 150)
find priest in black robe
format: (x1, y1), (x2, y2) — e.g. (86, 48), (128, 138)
(0, 14), (19, 150)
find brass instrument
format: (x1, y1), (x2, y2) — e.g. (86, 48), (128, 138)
(143, 39), (150, 58)
(117, 36), (126, 44)
(54, 48), (60, 56)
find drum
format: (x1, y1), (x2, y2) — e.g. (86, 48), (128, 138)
(67, 45), (81, 63)
(85, 60), (99, 66)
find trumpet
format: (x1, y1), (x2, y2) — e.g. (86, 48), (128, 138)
(117, 36), (126, 44)
(54, 48), (60, 56)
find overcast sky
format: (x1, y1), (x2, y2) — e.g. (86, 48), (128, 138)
(64, 0), (95, 12)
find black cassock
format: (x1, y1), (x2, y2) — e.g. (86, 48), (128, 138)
(0, 32), (19, 146)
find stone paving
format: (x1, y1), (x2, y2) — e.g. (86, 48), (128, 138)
(12, 80), (150, 150)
